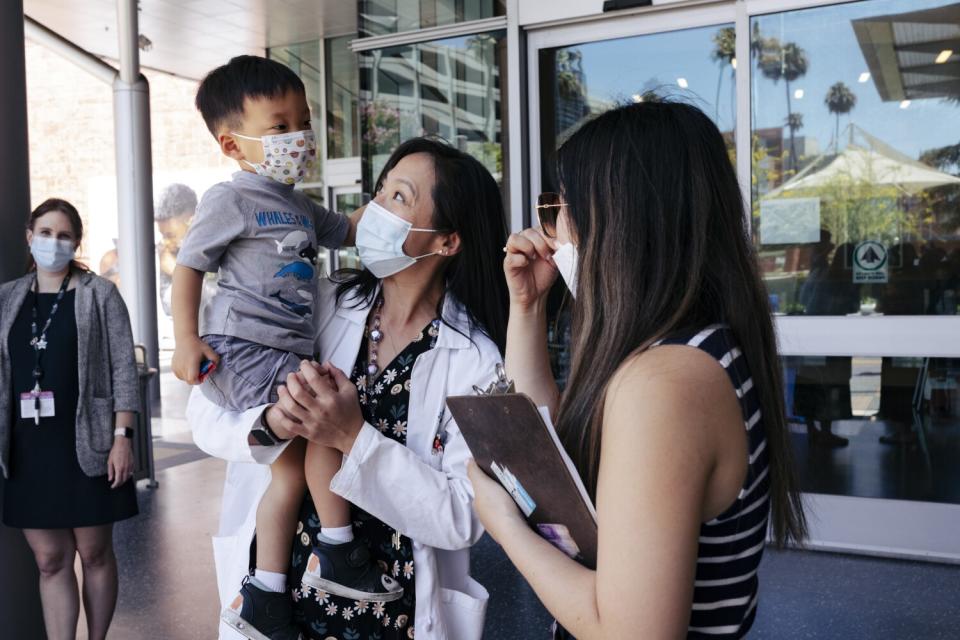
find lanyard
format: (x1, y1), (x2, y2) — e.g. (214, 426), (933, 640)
(30, 271), (72, 392)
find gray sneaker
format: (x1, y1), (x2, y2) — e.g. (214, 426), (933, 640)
(221, 577), (303, 640)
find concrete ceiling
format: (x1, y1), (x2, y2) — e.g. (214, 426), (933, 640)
(853, 4), (960, 102)
(23, 0), (358, 80)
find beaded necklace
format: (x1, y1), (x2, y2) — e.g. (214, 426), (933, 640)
(363, 295), (386, 399)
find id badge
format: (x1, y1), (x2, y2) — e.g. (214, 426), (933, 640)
(20, 391), (56, 420)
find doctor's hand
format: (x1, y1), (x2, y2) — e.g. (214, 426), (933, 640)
(467, 459), (526, 545)
(273, 360), (365, 454)
(504, 228), (559, 311)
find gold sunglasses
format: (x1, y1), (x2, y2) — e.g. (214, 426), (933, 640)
(535, 192), (567, 239)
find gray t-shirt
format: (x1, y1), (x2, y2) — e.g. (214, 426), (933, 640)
(177, 171), (349, 355)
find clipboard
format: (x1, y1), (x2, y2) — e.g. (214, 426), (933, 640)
(447, 366), (599, 569)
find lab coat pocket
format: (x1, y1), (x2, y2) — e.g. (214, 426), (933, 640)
(439, 577), (489, 640)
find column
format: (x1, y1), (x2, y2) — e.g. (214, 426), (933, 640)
(0, 4), (48, 636)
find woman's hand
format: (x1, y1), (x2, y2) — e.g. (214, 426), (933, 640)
(107, 437), (134, 488)
(270, 360), (365, 454)
(504, 228), (559, 311)
(467, 459), (526, 544)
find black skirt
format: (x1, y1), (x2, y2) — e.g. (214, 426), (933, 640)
(3, 290), (138, 529)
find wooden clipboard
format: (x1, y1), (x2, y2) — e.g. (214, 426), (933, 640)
(447, 383), (598, 569)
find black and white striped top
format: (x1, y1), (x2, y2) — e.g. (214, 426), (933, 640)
(657, 324), (771, 638)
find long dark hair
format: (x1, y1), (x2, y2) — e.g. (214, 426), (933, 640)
(334, 138), (509, 353)
(555, 102), (806, 546)
(26, 198), (88, 274)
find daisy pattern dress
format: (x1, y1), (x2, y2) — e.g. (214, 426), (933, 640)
(287, 317), (441, 640)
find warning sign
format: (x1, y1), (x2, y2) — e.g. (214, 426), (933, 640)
(853, 240), (888, 284)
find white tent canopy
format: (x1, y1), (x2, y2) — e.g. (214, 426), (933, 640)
(765, 125), (960, 198)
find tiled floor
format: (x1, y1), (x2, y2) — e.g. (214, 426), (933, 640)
(66, 445), (959, 639)
(62, 365), (960, 638)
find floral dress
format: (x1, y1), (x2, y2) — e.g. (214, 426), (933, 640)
(287, 318), (441, 640)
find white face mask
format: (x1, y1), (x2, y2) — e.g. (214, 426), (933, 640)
(552, 242), (579, 298)
(356, 200), (440, 278)
(31, 236), (76, 272)
(232, 129), (317, 185)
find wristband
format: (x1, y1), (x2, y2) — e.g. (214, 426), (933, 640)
(114, 427), (134, 439)
(249, 408), (289, 446)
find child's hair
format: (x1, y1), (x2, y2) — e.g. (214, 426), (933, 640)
(195, 55), (305, 138)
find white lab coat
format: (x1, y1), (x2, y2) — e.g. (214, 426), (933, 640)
(187, 280), (503, 640)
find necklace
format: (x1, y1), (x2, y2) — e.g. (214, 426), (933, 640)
(363, 295), (443, 402)
(31, 271), (72, 353)
(364, 295), (385, 399)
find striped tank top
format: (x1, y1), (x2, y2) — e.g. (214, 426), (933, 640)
(657, 324), (770, 638)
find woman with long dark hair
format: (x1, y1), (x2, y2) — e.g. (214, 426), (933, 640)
(188, 138), (509, 640)
(468, 102), (806, 638)
(0, 198), (139, 640)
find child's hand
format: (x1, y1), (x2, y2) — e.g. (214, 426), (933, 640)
(172, 335), (219, 385)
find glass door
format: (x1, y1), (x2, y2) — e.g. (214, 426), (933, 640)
(330, 185), (363, 272)
(527, 0), (960, 562)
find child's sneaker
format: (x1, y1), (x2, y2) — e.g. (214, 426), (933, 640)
(301, 538), (404, 602)
(221, 577), (303, 640)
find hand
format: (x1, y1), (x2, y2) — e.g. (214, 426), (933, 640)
(270, 361), (364, 453)
(504, 228), (559, 311)
(172, 335), (219, 384)
(158, 249), (178, 277)
(467, 459), (526, 544)
(107, 437), (134, 489)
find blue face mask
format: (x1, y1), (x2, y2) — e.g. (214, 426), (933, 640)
(31, 236), (76, 272)
(356, 200), (440, 278)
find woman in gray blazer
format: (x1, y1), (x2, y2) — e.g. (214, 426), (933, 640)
(0, 198), (140, 640)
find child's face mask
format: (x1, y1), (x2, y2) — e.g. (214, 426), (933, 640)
(232, 129), (317, 185)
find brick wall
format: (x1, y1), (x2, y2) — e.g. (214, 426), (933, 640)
(25, 40), (234, 265)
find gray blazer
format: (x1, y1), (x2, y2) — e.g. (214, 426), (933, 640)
(0, 270), (140, 478)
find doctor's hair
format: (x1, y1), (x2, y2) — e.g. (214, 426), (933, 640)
(25, 198), (89, 274)
(333, 137), (509, 354)
(554, 101), (807, 547)
(195, 55), (306, 137)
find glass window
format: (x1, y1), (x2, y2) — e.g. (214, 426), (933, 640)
(538, 24), (738, 196)
(358, 31), (507, 196)
(785, 355), (960, 505)
(359, 0), (505, 38)
(268, 40), (324, 187)
(752, 0), (960, 317)
(538, 24), (738, 385)
(326, 35), (361, 159)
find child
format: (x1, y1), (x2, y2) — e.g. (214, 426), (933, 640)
(172, 56), (401, 640)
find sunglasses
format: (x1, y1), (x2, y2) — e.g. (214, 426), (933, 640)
(535, 192), (567, 239)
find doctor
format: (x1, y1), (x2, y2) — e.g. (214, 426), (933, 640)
(187, 137), (509, 640)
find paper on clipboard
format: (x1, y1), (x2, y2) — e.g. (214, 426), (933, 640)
(536, 405), (597, 523)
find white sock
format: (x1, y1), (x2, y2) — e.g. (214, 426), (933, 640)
(319, 524), (354, 545)
(253, 569), (287, 593)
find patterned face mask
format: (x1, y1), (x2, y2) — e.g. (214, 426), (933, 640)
(231, 129), (317, 185)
